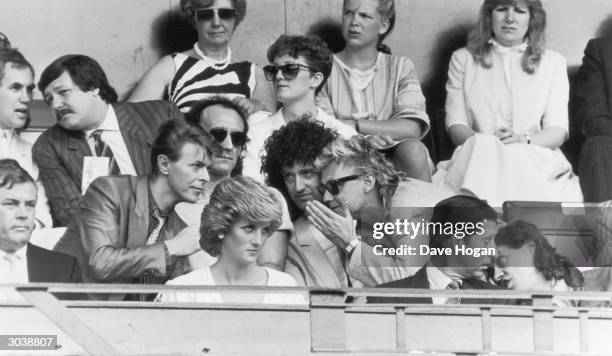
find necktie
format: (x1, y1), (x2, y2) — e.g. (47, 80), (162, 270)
(446, 280), (462, 304)
(90, 130), (120, 175)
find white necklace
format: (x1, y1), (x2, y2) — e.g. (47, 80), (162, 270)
(193, 43), (232, 70)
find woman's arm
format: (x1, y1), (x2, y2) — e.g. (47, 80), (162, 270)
(497, 126), (566, 149)
(252, 65), (277, 112)
(448, 124), (477, 146)
(127, 55), (175, 102)
(340, 117), (425, 140)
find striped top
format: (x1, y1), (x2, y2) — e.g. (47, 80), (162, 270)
(316, 53), (430, 138)
(168, 52), (256, 113)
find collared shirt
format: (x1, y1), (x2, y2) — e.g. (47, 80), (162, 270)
(83, 105), (137, 176)
(0, 128), (15, 153)
(426, 261), (462, 305)
(0, 244), (29, 284)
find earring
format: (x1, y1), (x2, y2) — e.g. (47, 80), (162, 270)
(219, 234), (224, 240)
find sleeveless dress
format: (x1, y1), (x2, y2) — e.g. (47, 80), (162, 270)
(168, 52), (256, 113)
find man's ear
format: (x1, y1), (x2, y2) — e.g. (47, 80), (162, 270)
(362, 173), (376, 193)
(157, 154), (170, 175)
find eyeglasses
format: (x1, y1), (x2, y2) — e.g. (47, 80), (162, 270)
(209, 128), (248, 147)
(262, 63), (316, 81)
(195, 8), (237, 22)
(318, 174), (362, 196)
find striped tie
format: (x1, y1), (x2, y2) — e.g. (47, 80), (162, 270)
(446, 280), (462, 304)
(90, 130), (120, 175)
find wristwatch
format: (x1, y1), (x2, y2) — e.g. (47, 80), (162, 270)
(345, 238), (360, 254)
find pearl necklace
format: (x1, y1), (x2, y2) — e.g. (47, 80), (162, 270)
(193, 43), (232, 70)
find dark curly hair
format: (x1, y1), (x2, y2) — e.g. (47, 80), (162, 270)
(266, 34), (333, 95)
(261, 119), (338, 220)
(495, 220), (584, 289)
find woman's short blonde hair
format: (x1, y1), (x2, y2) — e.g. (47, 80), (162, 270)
(180, 0), (247, 27)
(467, 0), (546, 74)
(199, 176), (282, 257)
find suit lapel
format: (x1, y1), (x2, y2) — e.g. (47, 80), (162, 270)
(26, 243), (51, 282)
(127, 176), (150, 248)
(115, 103), (153, 175)
(293, 218), (345, 288)
(66, 129), (92, 187)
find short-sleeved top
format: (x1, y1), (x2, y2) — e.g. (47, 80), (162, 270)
(317, 53), (430, 139)
(168, 52), (256, 113)
(158, 266), (305, 304)
(445, 45), (569, 136)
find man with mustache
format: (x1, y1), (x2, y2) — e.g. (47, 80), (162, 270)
(57, 120), (211, 300)
(0, 45), (52, 227)
(32, 55), (183, 227)
(0, 159), (81, 302)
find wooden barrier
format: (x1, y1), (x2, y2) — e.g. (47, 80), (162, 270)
(1, 284), (611, 355)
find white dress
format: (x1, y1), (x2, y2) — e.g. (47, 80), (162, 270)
(433, 45), (583, 205)
(158, 266), (305, 304)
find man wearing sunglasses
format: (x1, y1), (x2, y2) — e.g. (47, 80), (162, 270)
(243, 35), (357, 181)
(305, 136), (453, 287)
(178, 96), (293, 272)
(261, 120), (353, 288)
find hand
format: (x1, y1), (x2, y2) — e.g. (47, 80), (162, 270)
(164, 224), (201, 257)
(495, 127), (525, 145)
(305, 200), (357, 249)
(364, 134), (395, 150)
(232, 97), (267, 115)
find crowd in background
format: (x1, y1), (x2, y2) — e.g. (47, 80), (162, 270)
(1, 0), (612, 305)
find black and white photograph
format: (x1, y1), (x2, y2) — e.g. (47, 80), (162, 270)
(1, 0), (612, 354)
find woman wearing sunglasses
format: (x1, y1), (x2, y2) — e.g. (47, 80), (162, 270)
(243, 34), (357, 181)
(316, 0), (432, 182)
(127, 0), (275, 114)
(159, 176), (304, 304)
(305, 136), (453, 286)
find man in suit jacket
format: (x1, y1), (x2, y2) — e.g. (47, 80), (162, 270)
(56, 120), (211, 300)
(32, 54), (183, 227)
(0, 159), (81, 301)
(574, 37), (612, 202)
(261, 120), (350, 288)
(369, 195), (505, 304)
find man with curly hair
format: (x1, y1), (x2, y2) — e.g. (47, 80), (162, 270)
(261, 120), (351, 287)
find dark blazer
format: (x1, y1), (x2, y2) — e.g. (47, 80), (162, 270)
(32, 100), (183, 227)
(573, 37), (612, 201)
(55, 175), (188, 300)
(27, 243), (83, 300)
(368, 265), (505, 304)
(27, 243), (81, 283)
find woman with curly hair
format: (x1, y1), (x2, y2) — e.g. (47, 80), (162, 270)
(243, 34), (356, 180)
(306, 136), (453, 286)
(432, 0), (582, 205)
(128, 0), (275, 114)
(494, 220), (584, 306)
(159, 176), (304, 304)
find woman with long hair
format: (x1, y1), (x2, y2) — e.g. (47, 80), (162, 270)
(432, 0), (582, 205)
(494, 220), (584, 306)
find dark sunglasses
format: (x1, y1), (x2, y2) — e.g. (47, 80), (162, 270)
(209, 128), (247, 147)
(318, 174), (362, 196)
(195, 8), (237, 22)
(262, 63), (316, 81)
